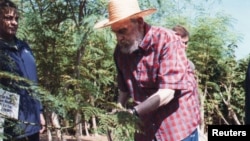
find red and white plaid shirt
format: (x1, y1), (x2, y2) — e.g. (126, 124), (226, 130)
(114, 23), (200, 141)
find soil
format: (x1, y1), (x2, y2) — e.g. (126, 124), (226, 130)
(39, 129), (208, 141)
(40, 132), (109, 141)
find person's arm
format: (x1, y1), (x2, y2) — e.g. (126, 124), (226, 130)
(38, 100), (46, 133)
(39, 113), (46, 133)
(109, 90), (130, 114)
(131, 89), (175, 116)
(117, 90), (130, 107)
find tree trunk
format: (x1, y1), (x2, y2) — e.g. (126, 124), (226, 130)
(75, 112), (82, 141)
(84, 121), (89, 136)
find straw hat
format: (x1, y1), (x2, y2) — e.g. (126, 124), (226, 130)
(94, 0), (157, 29)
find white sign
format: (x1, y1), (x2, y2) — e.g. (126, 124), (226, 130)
(0, 89), (20, 119)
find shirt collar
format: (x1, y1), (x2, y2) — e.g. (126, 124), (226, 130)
(139, 22), (154, 51)
(0, 36), (18, 50)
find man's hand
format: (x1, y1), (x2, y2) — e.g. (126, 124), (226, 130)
(39, 113), (46, 133)
(108, 103), (129, 114)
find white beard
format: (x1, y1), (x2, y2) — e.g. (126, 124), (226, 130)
(119, 30), (143, 54)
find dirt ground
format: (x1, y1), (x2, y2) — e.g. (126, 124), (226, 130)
(40, 129), (207, 141)
(40, 132), (109, 141)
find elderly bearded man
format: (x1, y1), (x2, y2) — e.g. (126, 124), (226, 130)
(94, 0), (201, 141)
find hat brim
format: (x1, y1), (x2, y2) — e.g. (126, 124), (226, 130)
(94, 8), (157, 29)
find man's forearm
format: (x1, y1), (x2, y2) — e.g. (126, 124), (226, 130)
(117, 90), (130, 107)
(134, 89), (175, 116)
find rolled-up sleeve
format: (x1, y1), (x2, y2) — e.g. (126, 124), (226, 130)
(158, 37), (190, 90)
